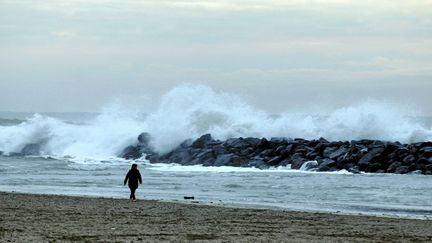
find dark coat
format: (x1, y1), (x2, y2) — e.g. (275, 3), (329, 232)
(124, 169), (142, 188)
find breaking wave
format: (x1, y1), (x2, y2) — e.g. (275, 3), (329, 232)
(0, 84), (431, 159)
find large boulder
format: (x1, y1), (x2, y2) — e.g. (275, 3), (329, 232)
(328, 147), (348, 160)
(119, 146), (142, 160)
(420, 146), (432, 156)
(162, 149), (191, 164)
(290, 153), (308, 169)
(266, 156), (283, 166)
(243, 137), (262, 147)
(299, 161), (318, 171)
(402, 154), (416, 164)
(318, 159), (337, 171)
(214, 154), (247, 167)
(394, 166), (409, 174)
(119, 132), (159, 161)
(189, 149), (215, 166)
(224, 138), (251, 149)
(247, 159), (269, 169)
(387, 161), (403, 173)
(358, 147), (385, 169)
(323, 147), (338, 158)
(191, 134), (213, 149)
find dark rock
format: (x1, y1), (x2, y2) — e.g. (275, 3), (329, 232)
(212, 145), (227, 155)
(179, 139), (193, 148)
(314, 142), (325, 152)
(277, 149), (290, 158)
(403, 154), (416, 164)
(370, 140), (385, 148)
(318, 159), (336, 171)
(239, 147), (254, 156)
(166, 150), (191, 164)
(247, 160), (269, 169)
(394, 166), (409, 174)
(121, 133), (432, 175)
(417, 157), (431, 165)
(318, 137), (329, 144)
(214, 154), (246, 167)
(409, 170), (423, 175)
(358, 147), (385, 169)
(269, 137), (289, 148)
(420, 146), (432, 156)
(191, 134), (213, 149)
(290, 154), (308, 169)
(305, 151), (319, 160)
(294, 145), (314, 155)
(323, 147), (338, 158)
(387, 161), (403, 173)
(266, 156), (283, 166)
(329, 147), (347, 160)
(416, 142), (432, 148)
(307, 139), (320, 147)
(119, 132), (159, 161)
(20, 143), (41, 156)
(366, 163), (383, 173)
(270, 137), (288, 143)
(387, 151), (398, 160)
(278, 158), (291, 166)
(299, 161), (318, 171)
(189, 149), (215, 165)
(224, 138), (250, 149)
(258, 138), (270, 149)
(243, 137), (261, 147)
(347, 167), (361, 174)
(275, 146), (286, 155)
(408, 163), (417, 172)
(119, 146), (142, 159)
(384, 142), (402, 152)
(145, 153), (159, 163)
(285, 144), (294, 154)
(358, 139), (375, 145)
(260, 149), (275, 157)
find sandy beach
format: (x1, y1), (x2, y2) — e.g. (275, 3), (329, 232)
(0, 192), (431, 242)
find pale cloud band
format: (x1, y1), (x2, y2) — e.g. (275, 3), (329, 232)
(0, 0), (431, 114)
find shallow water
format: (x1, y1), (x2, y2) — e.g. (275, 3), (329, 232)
(1, 156), (431, 219)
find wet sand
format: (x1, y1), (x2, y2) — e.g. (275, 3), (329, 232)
(1, 192), (431, 242)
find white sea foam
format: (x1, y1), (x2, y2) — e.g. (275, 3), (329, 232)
(0, 84), (431, 160)
(145, 162), (354, 174)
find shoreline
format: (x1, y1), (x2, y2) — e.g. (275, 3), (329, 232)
(1, 192), (432, 242)
(3, 189), (431, 221)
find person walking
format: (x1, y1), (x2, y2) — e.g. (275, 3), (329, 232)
(124, 163), (142, 201)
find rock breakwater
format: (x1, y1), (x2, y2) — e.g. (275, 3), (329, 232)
(120, 133), (432, 175)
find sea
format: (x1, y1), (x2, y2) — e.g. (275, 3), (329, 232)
(1, 85), (432, 219)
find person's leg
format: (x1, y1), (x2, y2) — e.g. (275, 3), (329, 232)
(130, 187), (137, 200)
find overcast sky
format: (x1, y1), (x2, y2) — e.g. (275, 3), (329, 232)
(1, 0), (431, 114)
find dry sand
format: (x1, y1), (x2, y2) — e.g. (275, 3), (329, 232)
(1, 192), (431, 242)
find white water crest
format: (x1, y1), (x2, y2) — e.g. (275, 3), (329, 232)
(0, 84), (431, 159)
(0, 106), (145, 159)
